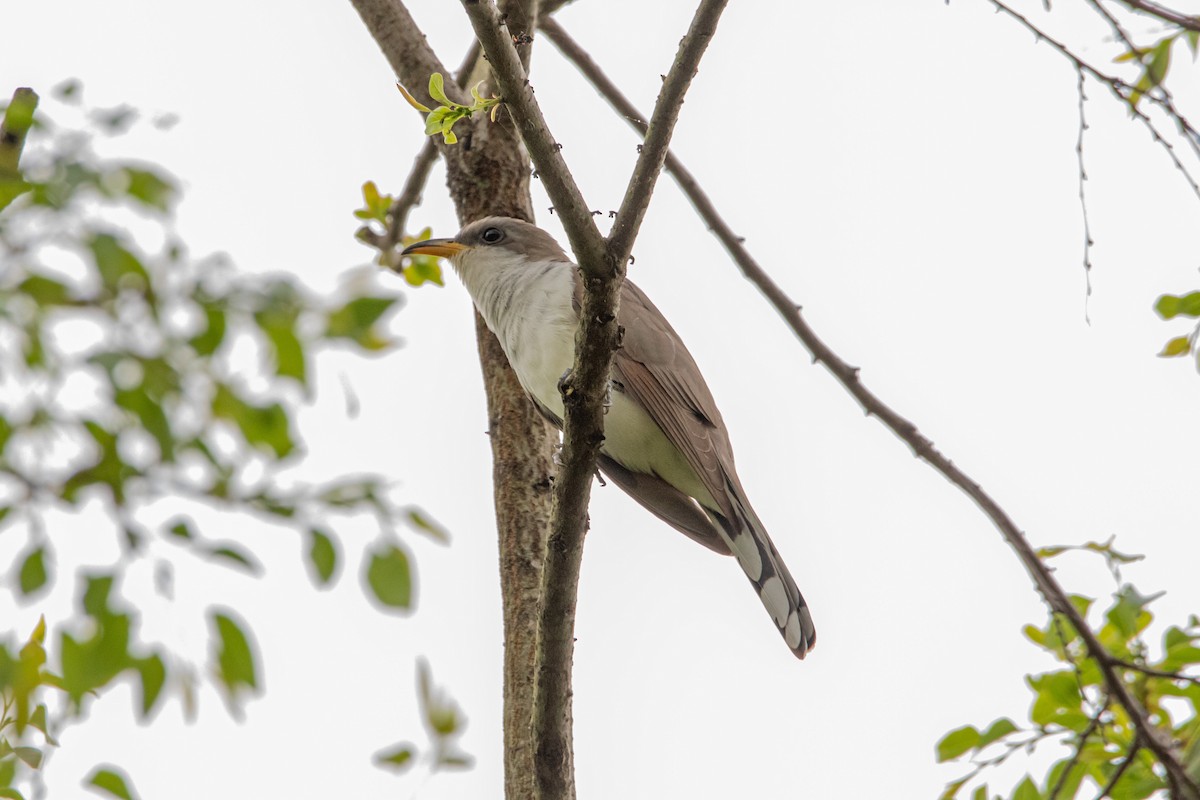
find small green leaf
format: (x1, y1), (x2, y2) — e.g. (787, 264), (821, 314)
(17, 547), (48, 596)
(971, 785), (989, 800)
(165, 518), (194, 540)
(396, 82), (431, 113)
(211, 610), (258, 698)
(428, 73), (454, 108)
(1147, 38), (1173, 86)
(206, 545), (261, 574)
(18, 274), (72, 305)
(436, 750), (474, 769)
(936, 725), (981, 762)
(1160, 336), (1191, 357)
(117, 167), (176, 211)
(366, 544), (413, 610)
(134, 654), (166, 717)
(306, 528), (338, 586)
(86, 766), (137, 800)
(88, 234), (148, 292)
(978, 717), (1018, 748)
(373, 743), (416, 772)
(189, 305), (226, 356)
(402, 255), (445, 288)
(1156, 292), (1200, 319)
(13, 748), (41, 769)
(1011, 775), (1043, 800)
(405, 508), (449, 542)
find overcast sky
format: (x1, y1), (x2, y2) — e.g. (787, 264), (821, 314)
(5, 1), (1200, 798)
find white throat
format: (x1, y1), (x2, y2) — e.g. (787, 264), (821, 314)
(453, 250), (579, 417)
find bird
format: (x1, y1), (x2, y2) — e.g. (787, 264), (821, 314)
(402, 217), (815, 659)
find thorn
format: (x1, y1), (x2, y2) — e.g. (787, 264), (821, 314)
(591, 209), (602, 216)
(736, 236), (746, 243)
(552, 142), (563, 152)
(549, 207), (555, 214)
(608, 210), (617, 218)
(628, 255), (636, 265)
(636, 144), (643, 154)
(533, 170), (540, 179)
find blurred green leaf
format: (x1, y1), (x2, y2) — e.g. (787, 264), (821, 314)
(366, 544), (413, 610)
(1155, 292), (1200, 319)
(133, 654), (166, 717)
(88, 233), (147, 292)
(1011, 775), (1042, 800)
(212, 384), (295, 459)
(12, 748), (40, 770)
(306, 528), (338, 587)
(211, 610), (258, 699)
(206, 545), (260, 574)
(326, 296), (398, 349)
(18, 274), (72, 306)
(374, 743), (416, 772)
(17, 547), (48, 596)
(189, 305), (226, 356)
(978, 717), (1018, 748)
(936, 725), (981, 762)
(118, 166), (175, 211)
(85, 766), (137, 800)
(405, 508), (449, 543)
(1160, 336), (1191, 357)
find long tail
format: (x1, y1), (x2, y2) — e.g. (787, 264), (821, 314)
(709, 483), (816, 659)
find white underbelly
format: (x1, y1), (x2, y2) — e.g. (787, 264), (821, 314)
(516, 340), (715, 510)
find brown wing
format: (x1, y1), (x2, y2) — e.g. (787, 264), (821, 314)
(610, 279), (743, 522)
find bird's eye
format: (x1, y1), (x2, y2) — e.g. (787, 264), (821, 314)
(481, 227), (505, 244)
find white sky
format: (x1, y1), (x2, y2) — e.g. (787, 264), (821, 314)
(4, 1), (1200, 798)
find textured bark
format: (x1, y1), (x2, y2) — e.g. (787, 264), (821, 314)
(349, 2), (551, 799)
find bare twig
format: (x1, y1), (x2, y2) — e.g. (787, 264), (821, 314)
(984, 0), (1200, 199)
(459, 0), (606, 270)
(1118, 0), (1200, 32)
(1111, 657), (1200, 687)
(1075, 67), (1094, 312)
(544, 16), (1200, 799)
(606, 0), (729, 268)
(1095, 735), (1142, 799)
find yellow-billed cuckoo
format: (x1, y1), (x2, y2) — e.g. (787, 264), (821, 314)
(402, 217), (815, 659)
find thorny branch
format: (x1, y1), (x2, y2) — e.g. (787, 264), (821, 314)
(1118, 0), (1200, 32)
(543, 13), (1200, 799)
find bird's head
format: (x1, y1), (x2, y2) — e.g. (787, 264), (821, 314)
(400, 216), (570, 275)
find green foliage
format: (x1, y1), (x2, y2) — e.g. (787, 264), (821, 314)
(374, 658), (473, 776)
(397, 74), (501, 145)
(85, 766), (137, 800)
(937, 542), (1198, 800)
(1115, 30), (1197, 112)
(1154, 292), (1200, 366)
(366, 543), (414, 611)
(352, 184), (445, 286)
(0, 88), (446, 796)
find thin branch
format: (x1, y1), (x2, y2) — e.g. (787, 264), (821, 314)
(605, 0), (729, 268)
(984, 0), (1200, 199)
(349, 0), (462, 108)
(1095, 735), (1142, 799)
(459, 0), (606, 270)
(544, 17), (1200, 799)
(1075, 67), (1094, 312)
(1048, 700), (1109, 800)
(1118, 0), (1200, 32)
(1111, 657), (1200, 687)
